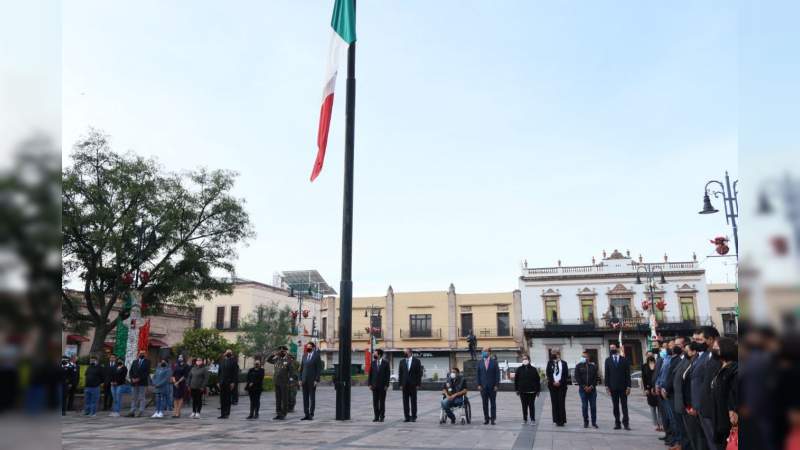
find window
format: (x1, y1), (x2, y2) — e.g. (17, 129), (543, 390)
(193, 307), (202, 329)
(409, 314), (432, 337)
(545, 299), (559, 323)
(230, 306), (239, 330)
(460, 313), (473, 337)
(321, 317), (327, 340)
(653, 298), (665, 321)
(497, 312), (510, 336)
(370, 314), (382, 336)
(611, 298), (632, 319)
(680, 297), (696, 321)
(722, 313), (737, 335)
(580, 299), (595, 323)
(216, 306), (225, 330)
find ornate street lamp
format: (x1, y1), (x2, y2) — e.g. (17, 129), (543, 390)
(635, 264), (667, 346)
(699, 171), (739, 260)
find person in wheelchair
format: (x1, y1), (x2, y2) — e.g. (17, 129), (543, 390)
(440, 367), (468, 424)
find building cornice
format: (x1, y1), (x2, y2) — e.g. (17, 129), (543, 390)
(520, 270), (705, 283)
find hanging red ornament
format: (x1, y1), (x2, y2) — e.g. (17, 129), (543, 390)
(140, 271), (150, 285)
(122, 272), (134, 285)
(710, 236), (730, 256)
(655, 299), (666, 311)
(641, 300), (650, 311)
(302, 309), (309, 318)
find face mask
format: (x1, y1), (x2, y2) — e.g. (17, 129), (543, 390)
(698, 342), (708, 352)
(673, 347), (683, 356)
(90, 361), (97, 366)
(450, 372), (457, 378)
(610, 349), (618, 355)
(279, 351), (286, 357)
(139, 356), (145, 360)
(305, 347), (312, 353)
(522, 360), (530, 366)
(579, 357), (586, 364)
(226, 353), (232, 358)
(160, 363), (167, 367)
(660, 349), (668, 358)
(481, 352), (489, 359)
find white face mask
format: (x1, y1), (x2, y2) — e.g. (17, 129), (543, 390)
(522, 360), (530, 366)
(450, 372), (457, 378)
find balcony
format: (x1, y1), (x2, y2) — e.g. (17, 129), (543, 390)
(524, 319), (598, 332)
(352, 329), (384, 341)
(458, 327), (512, 338)
(399, 328), (442, 339)
(522, 261), (699, 278)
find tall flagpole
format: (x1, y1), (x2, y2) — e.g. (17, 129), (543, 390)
(335, 0), (356, 421)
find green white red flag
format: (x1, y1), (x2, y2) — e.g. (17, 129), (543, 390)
(310, 0), (357, 182)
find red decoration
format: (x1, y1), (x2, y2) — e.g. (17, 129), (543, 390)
(364, 327), (370, 334)
(710, 236), (730, 256)
(302, 309), (309, 318)
(122, 272), (134, 285)
(641, 300), (650, 311)
(771, 235), (789, 256)
(139, 271), (150, 285)
(291, 311), (298, 320)
(655, 299), (666, 311)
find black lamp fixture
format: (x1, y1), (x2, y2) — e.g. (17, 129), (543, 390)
(699, 193), (719, 214)
(698, 171), (739, 259)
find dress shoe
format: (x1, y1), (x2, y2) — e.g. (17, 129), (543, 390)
(584, 422), (589, 428)
(592, 423), (598, 428)
(484, 419), (490, 425)
(491, 419), (496, 425)
(246, 415), (254, 420)
(379, 417), (384, 422)
(372, 418), (379, 422)
(217, 415), (228, 419)
(624, 425), (630, 430)
(301, 416), (311, 421)
(411, 417), (416, 422)
(273, 415), (283, 420)
(403, 418), (410, 422)
(614, 424), (621, 430)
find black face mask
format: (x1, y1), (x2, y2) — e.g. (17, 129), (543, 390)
(697, 342), (708, 352)
(160, 363), (167, 367)
(610, 349), (618, 355)
(279, 352), (286, 357)
(673, 347), (683, 356)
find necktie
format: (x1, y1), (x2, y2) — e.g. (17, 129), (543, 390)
(485, 359), (489, 370)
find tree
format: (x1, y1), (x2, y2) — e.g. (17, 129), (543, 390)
(62, 129), (255, 352)
(236, 303), (293, 361)
(174, 328), (236, 362)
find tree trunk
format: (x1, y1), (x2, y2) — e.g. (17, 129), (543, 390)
(90, 323), (108, 354)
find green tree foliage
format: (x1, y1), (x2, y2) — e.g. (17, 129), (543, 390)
(174, 328), (236, 362)
(236, 303), (293, 361)
(62, 129), (255, 352)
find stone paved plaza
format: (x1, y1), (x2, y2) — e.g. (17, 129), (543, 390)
(62, 386), (666, 450)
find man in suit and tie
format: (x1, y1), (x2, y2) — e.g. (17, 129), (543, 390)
(685, 335), (711, 450)
(398, 347), (422, 422)
(127, 351), (150, 417)
(546, 350), (570, 426)
(299, 341), (323, 420)
(697, 326), (721, 450)
(368, 348), (391, 422)
(604, 343), (632, 430)
(476, 347), (501, 425)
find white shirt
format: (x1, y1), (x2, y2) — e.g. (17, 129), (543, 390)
(406, 357), (412, 370)
(553, 360), (562, 383)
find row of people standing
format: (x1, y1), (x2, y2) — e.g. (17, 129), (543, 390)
(649, 326), (739, 450)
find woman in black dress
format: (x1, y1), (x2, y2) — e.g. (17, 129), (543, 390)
(642, 355), (662, 431)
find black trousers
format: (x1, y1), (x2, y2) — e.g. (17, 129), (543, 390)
(102, 383), (113, 410)
(248, 390), (262, 416)
(684, 413), (709, 450)
(480, 388), (497, 420)
(372, 387), (387, 419)
(219, 383), (232, 416)
(232, 382), (239, 404)
(609, 389), (629, 426)
(302, 382), (316, 417)
(402, 385), (417, 419)
(274, 384), (289, 417)
(520, 393), (536, 421)
(549, 385), (567, 424)
(61, 383), (70, 414)
(66, 385), (76, 411)
(191, 389), (203, 413)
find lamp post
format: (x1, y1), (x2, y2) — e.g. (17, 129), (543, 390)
(363, 305), (382, 356)
(699, 171), (739, 260)
(635, 264), (667, 346)
(757, 173), (800, 261)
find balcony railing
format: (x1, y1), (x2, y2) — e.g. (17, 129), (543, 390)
(352, 330), (384, 340)
(524, 315), (714, 331)
(458, 327), (512, 338)
(399, 328), (442, 339)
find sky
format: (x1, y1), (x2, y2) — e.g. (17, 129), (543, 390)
(62, 1), (741, 296)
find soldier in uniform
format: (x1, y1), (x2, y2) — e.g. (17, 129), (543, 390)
(267, 346), (295, 420)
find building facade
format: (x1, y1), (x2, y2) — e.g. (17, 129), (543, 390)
(318, 284), (525, 379)
(520, 250), (712, 376)
(708, 283), (739, 337)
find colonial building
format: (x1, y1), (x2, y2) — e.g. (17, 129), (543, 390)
(520, 250), (712, 375)
(318, 284), (525, 378)
(708, 283), (739, 338)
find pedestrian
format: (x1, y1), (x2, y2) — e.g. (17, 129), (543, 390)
(698, 326), (722, 450)
(68, 355), (80, 412)
(171, 355), (190, 418)
(514, 356), (540, 425)
(546, 350), (569, 426)
(575, 349), (599, 428)
(642, 354), (660, 431)
(60, 356), (75, 416)
(476, 347), (500, 425)
(710, 337), (738, 450)
(245, 359), (265, 419)
(127, 351), (150, 417)
(109, 356), (128, 417)
(151, 357), (172, 418)
(101, 354), (116, 411)
(217, 349), (239, 419)
(655, 340), (673, 443)
(666, 338), (691, 450)
(398, 347), (422, 422)
(83, 354), (103, 417)
(188, 358), (210, 418)
(368, 348), (390, 422)
(604, 342), (631, 430)
(440, 367), (468, 424)
(267, 345), (294, 420)
(685, 339), (709, 450)
(299, 342), (323, 420)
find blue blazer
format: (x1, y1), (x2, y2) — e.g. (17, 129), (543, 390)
(476, 357), (501, 389)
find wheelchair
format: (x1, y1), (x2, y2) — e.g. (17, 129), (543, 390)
(439, 394), (471, 425)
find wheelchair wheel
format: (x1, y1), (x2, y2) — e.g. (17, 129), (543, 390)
(464, 399), (471, 424)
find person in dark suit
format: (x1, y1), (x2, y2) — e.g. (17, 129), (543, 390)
(575, 349), (599, 428)
(685, 340), (709, 450)
(476, 347), (501, 425)
(217, 349), (239, 419)
(299, 341), (323, 420)
(245, 360), (265, 419)
(546, 350), (570, 426)
(398, 347), (422, 422)
(668, 340), (691, 450)
(127, 351), (150, 417)
(368, 348), (390, 422)
(514, 356), (540, 424)
(101, 354), (117, 411)
(697, 326), (722, 450)
(604, 343), (631, 430)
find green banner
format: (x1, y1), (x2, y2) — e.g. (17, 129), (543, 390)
(114, 317), (128, 358)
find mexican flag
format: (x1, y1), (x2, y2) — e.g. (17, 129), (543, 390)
(310, 0), (357, 182)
